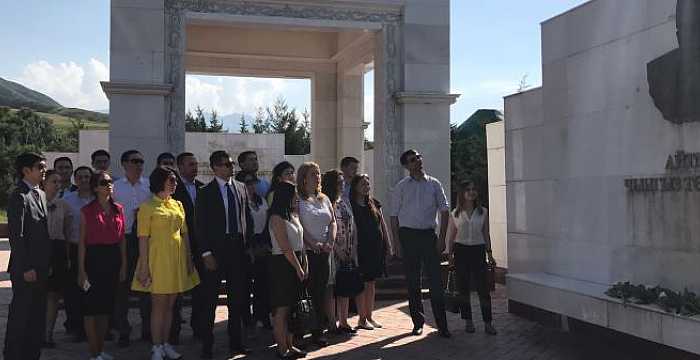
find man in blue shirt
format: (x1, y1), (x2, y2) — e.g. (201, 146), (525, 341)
(237, 151), (270, 198)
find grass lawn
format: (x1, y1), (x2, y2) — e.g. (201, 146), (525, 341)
(37, 111), (110, 130)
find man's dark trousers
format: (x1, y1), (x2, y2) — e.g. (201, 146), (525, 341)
(4, 273), (47, 360)
(115, 232), (150, 338)
(200, 235), (247, 351)
(399, 227), (448, 330)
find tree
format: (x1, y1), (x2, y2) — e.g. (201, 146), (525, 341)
(186, 106), (225, 132)
(208, 109), (224, 133)
(252, 107), (268, 134)
(0, 107), (56, 207)
(239, 113), (250, 134)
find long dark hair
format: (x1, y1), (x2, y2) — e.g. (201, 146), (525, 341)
(268, 161), (295, 198)
(240, 172), (263, 207)
(349, 174), (380, 221)
(90, 171), (119, 212)
(455, 179), (483, 216)
(268, 181), (296, 221)
(321, 169), (342, 203)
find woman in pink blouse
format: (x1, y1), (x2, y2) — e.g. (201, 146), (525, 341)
(78, 171), (127, 360)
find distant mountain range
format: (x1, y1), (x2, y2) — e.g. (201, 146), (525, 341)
(1, 76), (260, 131)
(0, 77), (108, 122)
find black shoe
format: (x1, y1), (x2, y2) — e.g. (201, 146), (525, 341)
(411, 325), (423, 336)
(338, 325), (357, 334)
(117, 334), (130, 348)
(230, 346), (252, 356)
(312, 335), (328, 347)
(437, 329), (452, 338)
(201, 348), (213, 359)
(289, 346), (307, 358)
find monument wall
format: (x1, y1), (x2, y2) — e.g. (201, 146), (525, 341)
(506, 0), (700, 291)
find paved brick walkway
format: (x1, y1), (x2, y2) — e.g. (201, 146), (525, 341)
(0, 240), (687, 360)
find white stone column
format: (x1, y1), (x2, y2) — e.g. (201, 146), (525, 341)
(398, 0), (456, 200)
(336, 66), (365, 166)
(103, 0), (175, 177)
(311, 71), (338, 171)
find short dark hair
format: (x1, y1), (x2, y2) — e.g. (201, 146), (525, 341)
(400, 149), (419, 166)
(237, 151), (256, 165)
(53, 156), (73, 168)
(156, 152), (175, 165)
(120, 149), (141, 163)
(91, 149), (110, 162)
(176, 152), (195, 166)
(321, 169), (342, 203)
(149, 166), (177, 194)
(340, 156), (360, 169)
(15, 152), (45, 179)
(73, 166), (94, 178)
(209, 150), (231, 169)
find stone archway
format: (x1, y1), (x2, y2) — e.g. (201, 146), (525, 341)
(103, 0), (457, 204)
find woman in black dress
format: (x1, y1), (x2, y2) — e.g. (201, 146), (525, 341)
(349, 174), (393, 329)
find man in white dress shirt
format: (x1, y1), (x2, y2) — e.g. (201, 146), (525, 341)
(112, 149), (151, 346)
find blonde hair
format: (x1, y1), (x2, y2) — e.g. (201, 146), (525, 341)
(297, 162), (322, 200)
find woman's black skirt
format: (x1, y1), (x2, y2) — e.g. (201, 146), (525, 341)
(83, 243), (121, 316)
(267, 253), (302, 309)
(48, 239), (68, 292)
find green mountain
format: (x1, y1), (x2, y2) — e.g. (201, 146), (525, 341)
(454, 109), (503, 138)
(0, 77), (108, 123)
(0, 77), (61, 112)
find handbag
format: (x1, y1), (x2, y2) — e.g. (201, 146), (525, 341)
(487, 261), (496, 292)
(334, 261), (365, 298)
(289, 286), (318, 335)
(445, 269), (468, 314)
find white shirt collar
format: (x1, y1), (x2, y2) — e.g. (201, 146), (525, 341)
(215, 176), (232, 187)
(22, 179), (39, 190)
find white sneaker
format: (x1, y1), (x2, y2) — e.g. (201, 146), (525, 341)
(162, 343), (182, 360)
(100, 352), (114, 360)
(151, 345), (165, 360)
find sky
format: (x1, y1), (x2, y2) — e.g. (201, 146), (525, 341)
(0, 0), (589, 134)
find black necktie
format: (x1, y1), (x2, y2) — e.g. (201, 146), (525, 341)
(226, 184), (239, 235)
(32, 189), (44, 212)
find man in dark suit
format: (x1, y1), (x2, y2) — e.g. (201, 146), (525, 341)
(172, 152), (204, 342)
(196, 150), (253, 359)
(4, 152), (51, 360)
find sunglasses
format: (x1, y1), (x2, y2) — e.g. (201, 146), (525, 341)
(407, 154), (423, 163)
(129, 158), (145, 165)
(216, 161), (235, 168)
(98, 179), (113, 187)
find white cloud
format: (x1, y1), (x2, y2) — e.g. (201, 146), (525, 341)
(186, 74), (301, 116)
(14, 58), (109, 110)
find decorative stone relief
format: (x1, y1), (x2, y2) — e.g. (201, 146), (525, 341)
(164, 0), (403, 185)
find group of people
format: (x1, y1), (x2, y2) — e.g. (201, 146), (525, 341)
(4, 147), (498, 360)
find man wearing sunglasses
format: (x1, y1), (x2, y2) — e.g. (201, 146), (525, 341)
(389, 149), (451, 339)
(112, 149), (152, 346)
(196, 150), (253, 359)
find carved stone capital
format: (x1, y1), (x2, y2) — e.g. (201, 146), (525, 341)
(100, 81), (173, 98)
(394, 91), (460, 105)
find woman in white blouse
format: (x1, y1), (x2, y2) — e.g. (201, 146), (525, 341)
(241, 173), (272, 330)
(297, 162), (336, 347)
(447, 180), (497, 335)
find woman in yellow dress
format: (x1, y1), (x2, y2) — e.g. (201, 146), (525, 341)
(132, 166), (199, 360)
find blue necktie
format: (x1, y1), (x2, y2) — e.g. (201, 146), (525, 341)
(226, 184), (239, 235)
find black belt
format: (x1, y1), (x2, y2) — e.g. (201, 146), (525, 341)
(399, 227), (435, 233)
